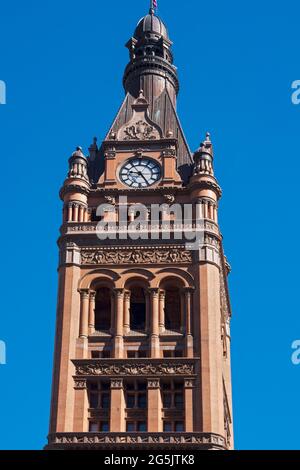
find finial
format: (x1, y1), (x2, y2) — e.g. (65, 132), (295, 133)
(205, 132), (211, 142)
(149, 0), (157, 15)
(139, 89), (144, 98)
(93, 137), (97, 145)
(76, 146), (83, 151)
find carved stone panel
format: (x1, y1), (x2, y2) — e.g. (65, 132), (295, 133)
(81, 248), (192, 266)
(73, 360), (195, 377)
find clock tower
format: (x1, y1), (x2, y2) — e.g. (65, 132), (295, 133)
(46, 3), (234, 451)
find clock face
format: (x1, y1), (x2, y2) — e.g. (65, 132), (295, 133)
(120, 158), (161, 188)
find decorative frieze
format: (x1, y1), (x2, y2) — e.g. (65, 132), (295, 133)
(73, 360), (196, 377)
(47, 432), (226, 449)
(81, 248), (192, 266)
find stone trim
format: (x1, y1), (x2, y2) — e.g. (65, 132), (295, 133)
(46, 432), (226, 450)
(81, 247), (192, 266)
(72, 359), (197, 378)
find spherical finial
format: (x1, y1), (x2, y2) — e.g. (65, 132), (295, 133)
(76, 146), (83, 151)
(205, 132), (211, 142)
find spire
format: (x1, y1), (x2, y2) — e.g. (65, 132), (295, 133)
(123, 3), (178, 107)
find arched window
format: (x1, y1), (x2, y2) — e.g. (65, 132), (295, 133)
(164, 287), (181, 332)
(130, 287), (146, 331)
(95, 288), (111, 331)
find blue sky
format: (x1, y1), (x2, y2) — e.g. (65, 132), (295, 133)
(0, 0), (300, 450)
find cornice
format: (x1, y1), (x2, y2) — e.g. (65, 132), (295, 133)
(189, 179), (222, 199)
(60, 183), (90, 200)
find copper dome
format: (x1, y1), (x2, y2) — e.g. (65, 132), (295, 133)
(134, 13), (169, 39)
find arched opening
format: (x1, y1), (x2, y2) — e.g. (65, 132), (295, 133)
(95, 288), (111, 331)
(130, 286), (146, 331)
(164, 286), (181, 332)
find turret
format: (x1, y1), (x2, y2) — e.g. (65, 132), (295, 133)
(60, 147), (91, 224)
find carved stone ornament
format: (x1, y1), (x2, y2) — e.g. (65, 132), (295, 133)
(164, 194), (176, 204)
(104, 195), (116, 206)
(81, 248), (192, 266)
(110, 379), (123, 389)
(74, 361), (195, 377)
(124, 120), (158, 141)
(117, 90), (163, 141)
(147, 379), (160, 389)
(48, 432), (226, 449)
(74, 379), (87, 390)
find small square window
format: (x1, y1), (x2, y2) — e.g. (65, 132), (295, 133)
(175, 393), (184, 408)
(175, 422), (184, 432)
(126, 394), (135, 409)
(101, 394), (110, 409)
(175, 350), (183, 357)
(126, 422), (135, 432)
(101, 382), (110, 391)
(162, 382), (171, 390)
(89, 393), (99, 409)
(163, 393), (172, 408)
(126, 382), (135, 391)
(137, 382), (147, 391)
(137, 422), (147, 432)
(89, 422), (98, 432)
(174, 381), (184, 390)
(163, 422), (172, 432)
(127, 351), (136, 358)
(91, 351), (101, 359)
(138, 393), (147, 409)
(138, 350), (147, 358)
(100, 422), (109, 432)
(163, 350), (173, 358)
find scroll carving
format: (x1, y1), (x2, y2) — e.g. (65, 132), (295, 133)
(81, 248), (192, 266)
(74, 361), (195, 377)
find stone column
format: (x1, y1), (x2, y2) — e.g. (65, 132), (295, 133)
(79, 290), (89, 338)
(124, 290), (131, 335)
(110, 291), (115, 335)
(78, 205), (84, 222)
(159, 290), (165, 333)
(147, 379), (162, 432)
(68, 203), (73, 222)
(180, 290), (185, 334)
(113, 289), (124, 359)
(149, 288), (160, 358)
(183, 288), (194, 358)
(145, 291), (150, 333)
(88, 291), (96, 335)
(195, 199), (203, 221)
(73, 379), (89, 432)
(73, 203), (79, 222)
(184, 378), (195, 432)
(110, 379), (125, 432)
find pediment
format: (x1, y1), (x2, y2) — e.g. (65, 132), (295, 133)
(117, 90), (163, 141)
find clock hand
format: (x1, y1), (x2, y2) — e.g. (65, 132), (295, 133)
(137, 171), (149, 184)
